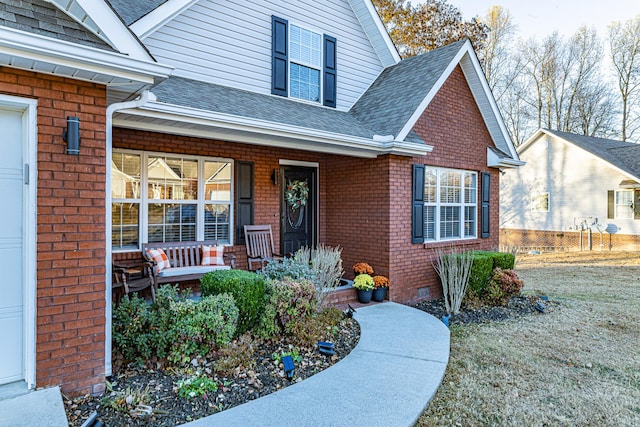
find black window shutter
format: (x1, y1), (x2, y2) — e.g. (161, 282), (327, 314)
(272, 16), (288, 97)
(481, 172), (490, 238)
(236, 161), (254, 245)
(635, 190), (640, 219)
(607, 190), (614, 219)
(323, 35), (337, 108)
(412, 164), (425, 244)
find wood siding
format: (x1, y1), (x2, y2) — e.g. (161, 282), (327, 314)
(142, 0), (384, 111)
(500, 134), (640, 235)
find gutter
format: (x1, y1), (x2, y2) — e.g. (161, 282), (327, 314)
(104, 90), (151, 377)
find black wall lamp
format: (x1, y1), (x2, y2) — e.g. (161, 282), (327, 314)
(63, 116), (80, 155)
(270, 168), (279, 185)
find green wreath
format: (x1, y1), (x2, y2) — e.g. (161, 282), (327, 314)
(285, 180), (309, 210)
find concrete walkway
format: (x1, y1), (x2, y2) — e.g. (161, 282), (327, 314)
(186, 302), (450, 427)
(0, 386), (67, 426)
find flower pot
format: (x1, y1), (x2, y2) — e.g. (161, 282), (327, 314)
(372, 287), (387, 302)
(356, 289), (373, 304)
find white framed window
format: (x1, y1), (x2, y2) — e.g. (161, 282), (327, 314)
(111, 150), (233, 251)
(615, 190), (633, 219)
(289, 24), (322, 103)
(423, 167), (477, 241)
(531, 192), (550, 212)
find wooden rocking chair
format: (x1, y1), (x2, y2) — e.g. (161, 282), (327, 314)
(244, 225), (285, 271)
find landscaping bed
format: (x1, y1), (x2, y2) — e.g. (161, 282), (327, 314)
(65, 315), (359, 427)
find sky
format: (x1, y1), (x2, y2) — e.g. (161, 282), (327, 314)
(448, 0), (640, 40)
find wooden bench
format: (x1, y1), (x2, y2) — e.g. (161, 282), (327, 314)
(142, 240), (235, 285)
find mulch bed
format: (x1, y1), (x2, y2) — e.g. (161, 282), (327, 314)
(414, 294), (555, 325)
(64, 317), (359, 427)
(65, 295), (551, 426)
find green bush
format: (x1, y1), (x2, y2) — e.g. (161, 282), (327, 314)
(200, 269), (267, 334)
(112, 294), (153, 365)
(113, 285), (238, 366)
(465, 253), (494, 298)
(257, 278), (318, 339)
(491, 252), (515, 270)
(484, 268), (524, 306)
(169, 293), (238, 364)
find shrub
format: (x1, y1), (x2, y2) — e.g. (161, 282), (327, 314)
(260, 256), (313, 281)
(112, 294), (153, 365)
(466, 253), (494, 299)
(433, 248), (474, 314)
(289, 306), (346, 347)
(257, 278), (318, 339)
(201, 269), (267, 334)
(213, 333), (256, 375)
(168, 293), (239, 364)
(491, 252), (516, 270)
(484, 268), (524, 306)
(176, 375), (218, 399)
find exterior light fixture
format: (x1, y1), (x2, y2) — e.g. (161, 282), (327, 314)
(63, 116), (80, 155)
(270, 169), (278, 185)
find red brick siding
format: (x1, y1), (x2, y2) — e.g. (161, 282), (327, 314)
(500, 228), (640, 252)
(1, 67), (107, 396)
(387, 65), (501, 303)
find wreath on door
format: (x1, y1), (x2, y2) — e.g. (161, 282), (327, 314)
(285, 180), (309, 210)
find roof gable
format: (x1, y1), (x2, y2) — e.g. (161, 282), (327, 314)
(351, 39), (520, 164)
(522, 129), (640, 181)
(107, 0), (168, 26)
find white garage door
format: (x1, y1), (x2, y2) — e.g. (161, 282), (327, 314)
(0, 107), (25, 385)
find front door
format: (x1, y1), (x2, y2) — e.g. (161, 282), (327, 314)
(0, 107), (25, 385)
(280, 166), (316, 255)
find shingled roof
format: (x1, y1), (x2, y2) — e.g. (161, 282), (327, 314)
(543, 129), (640, 178)
(107, 0), (167, 26)
(350, 39), (466, 138)
(0, 0), (114, 51)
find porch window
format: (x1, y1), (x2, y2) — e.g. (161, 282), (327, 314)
(423, 167), (477, 241)
(615, 190), (633, 219)
(111, 150), (232, 250)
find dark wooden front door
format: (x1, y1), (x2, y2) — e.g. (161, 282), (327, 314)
(280, 166), (316, 255)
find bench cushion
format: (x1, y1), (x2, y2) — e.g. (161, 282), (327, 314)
(201, 244), (224, 266)
(157, 265), (231, 278)
(144, 248), (171, 272)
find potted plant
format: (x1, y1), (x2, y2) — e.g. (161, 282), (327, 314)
(372, 275), (389, 302)
(352, 262), (373, 276)
(353, 273), (374, 303)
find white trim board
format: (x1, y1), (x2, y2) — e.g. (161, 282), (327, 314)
(0, 94), (38, 390)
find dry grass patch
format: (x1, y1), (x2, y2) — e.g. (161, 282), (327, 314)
(417, 251), (640, 426)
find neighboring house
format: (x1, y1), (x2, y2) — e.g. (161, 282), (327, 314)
(0, 0), (520, 396)
(501, 128), (640, 251)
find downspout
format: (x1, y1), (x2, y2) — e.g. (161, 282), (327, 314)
(105, 90), (151, 377)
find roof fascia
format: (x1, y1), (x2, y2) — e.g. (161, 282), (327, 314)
(47, 0), (153, 60)
(517, 128), (546, 154)
(0, 26), (172, 84)
(130, 0), (200, 40)
(348, 0), (401, 66)
(116, 100), (431, 157)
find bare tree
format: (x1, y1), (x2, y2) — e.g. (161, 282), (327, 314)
(478, 6), (517, 91)
(609, 15), (640, 141)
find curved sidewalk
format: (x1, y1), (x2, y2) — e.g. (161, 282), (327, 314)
(186, 302), (450, 427)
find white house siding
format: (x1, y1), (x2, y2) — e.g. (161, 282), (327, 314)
(142, 0), (385, 111)
(500, 134), (640, 236)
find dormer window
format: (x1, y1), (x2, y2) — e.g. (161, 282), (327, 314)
(271, 16), (337, 108)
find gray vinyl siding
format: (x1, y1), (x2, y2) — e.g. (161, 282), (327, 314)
(142, 0), (385, 111)
(500, 135), (640, 235)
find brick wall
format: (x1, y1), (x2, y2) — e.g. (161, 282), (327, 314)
(1, 67), (107, 396)
(500, 228), (640, 252)
(386, 65), (500, 303)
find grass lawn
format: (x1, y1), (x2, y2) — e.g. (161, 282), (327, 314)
(417, 251), (640, 426)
